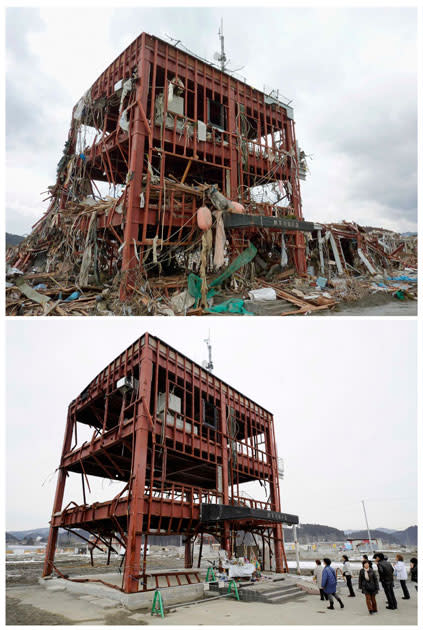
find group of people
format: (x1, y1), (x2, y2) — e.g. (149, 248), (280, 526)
(313, 553), (418, 615)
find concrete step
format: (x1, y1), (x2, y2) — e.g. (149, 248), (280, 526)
(265, 586), (302, 598)
(269, 591), (306, 604)
(88, 598), (120, 610)
(260, 590), (306, 605)
(239, 581), (306, 605)
(253, 584), (299, 596)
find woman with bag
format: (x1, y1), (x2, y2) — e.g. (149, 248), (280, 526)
(358, 559), (379, 614)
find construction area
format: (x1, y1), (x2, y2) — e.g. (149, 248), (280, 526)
(5, 31), (417, 316)
(6, 539), (418, 625)
(5, 332), (418, 624)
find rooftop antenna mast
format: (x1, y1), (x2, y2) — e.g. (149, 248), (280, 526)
(215, 18), (227, 72)
(202, 331), (214, 372)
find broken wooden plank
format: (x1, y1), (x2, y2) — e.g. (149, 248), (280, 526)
(15, 279), (51, 308)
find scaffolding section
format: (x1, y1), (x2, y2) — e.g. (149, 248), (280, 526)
(42, 333), (298, 593)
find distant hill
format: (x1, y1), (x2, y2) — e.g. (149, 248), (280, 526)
(390, 526), (417, 547)
(284, 524), (345, 543)
(5, 532), (20, 543)
(6, 233), (25, 247)
(283, 524), (417, 547)
(7, 527), (89, 546)
(347, 526), (417, 547)
(8, 527), (50, 541)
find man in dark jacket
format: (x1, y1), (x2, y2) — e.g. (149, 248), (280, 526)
(410, 558), (417, 591)
(373, 552), (397, 609)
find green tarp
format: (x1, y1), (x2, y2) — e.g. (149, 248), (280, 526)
(188, 242), (257, 306)
(206, 298), (255, 315)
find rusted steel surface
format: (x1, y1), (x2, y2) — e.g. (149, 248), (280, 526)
(43, 333), (291, 592)
(9, 32), (308, 302)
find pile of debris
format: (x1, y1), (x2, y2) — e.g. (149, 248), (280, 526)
(307, 222), (417, 279)
(6, 206), (417, 317)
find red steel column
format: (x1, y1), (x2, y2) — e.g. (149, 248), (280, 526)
(286, 118), (306, 275)
(120, 34), (150, 299)
(42, 410), (74, 577)
(228, 88), (239, 201)
(122, 339), (153, 593)
(266, 420), (285, 573)
(184, 537), (193, 568)
(220, 395), (231, 556)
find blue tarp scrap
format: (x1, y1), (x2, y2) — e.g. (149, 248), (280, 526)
(64, 291), (81, 302)
(387, 276), (417, 283)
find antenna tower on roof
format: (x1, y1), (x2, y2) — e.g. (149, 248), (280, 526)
(202, 331), (214, 372)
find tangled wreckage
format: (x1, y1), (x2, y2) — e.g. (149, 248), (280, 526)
(6, 33), (417, 315)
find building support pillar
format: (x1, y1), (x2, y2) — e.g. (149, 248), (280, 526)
(42, 410), (74, 577)
(220, 395), (231, 557)
(265, 423), (287, 573)
(122, 342), (153, 593)
(121, 35), (151, 300)
(184, 537), (193, 568)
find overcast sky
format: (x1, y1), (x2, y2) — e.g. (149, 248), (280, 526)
(6, 318), (417, 533)
(6, 5), (417, 236)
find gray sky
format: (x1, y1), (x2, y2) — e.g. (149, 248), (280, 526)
(6, 6), (417, 235)
(6, 318), (417, 533)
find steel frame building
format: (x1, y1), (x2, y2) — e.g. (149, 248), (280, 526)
(43, 333), (297, 593)
(15, 32), (308, 297)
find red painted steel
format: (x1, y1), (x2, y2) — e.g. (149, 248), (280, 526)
(24, 33), (308, 296)
(43, 333), (288, 592)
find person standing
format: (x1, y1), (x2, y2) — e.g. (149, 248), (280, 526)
(373, 552), (397, 610)
(358, 559), (379, 614)
(410, 558), (417, 591)
(321, 558), (344, 610)
(313, 559), (327, 601)
(394, 554), (410, 599)
(362, 554), (373, 568)
(341, 554), (355, 597)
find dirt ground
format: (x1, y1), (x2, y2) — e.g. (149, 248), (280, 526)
(6, 596), (73, 626)
(5, 551), (418, 626)
(6, 554), (183, 588)
(5, 594), (149, 626)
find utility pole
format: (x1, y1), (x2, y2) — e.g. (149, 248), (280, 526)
(293, 524), (301, 575)
(361, 499), (373, 553)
